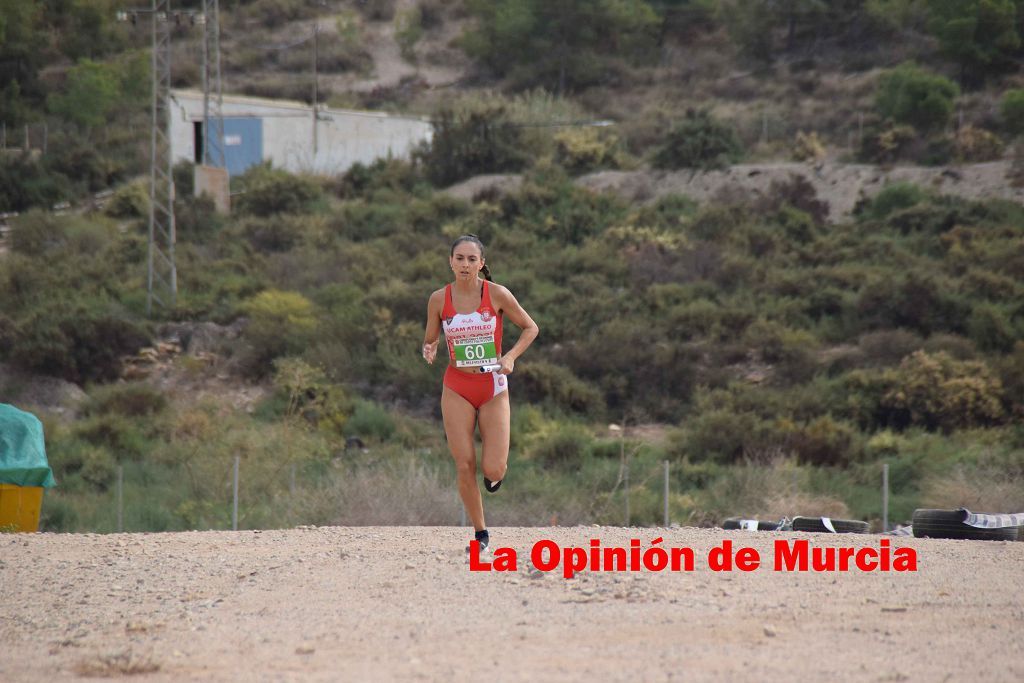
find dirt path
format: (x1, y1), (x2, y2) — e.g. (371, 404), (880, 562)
(319, 1), (467, 95)
(2, 527), (1022, 681)
(445, 162), (1024, 223)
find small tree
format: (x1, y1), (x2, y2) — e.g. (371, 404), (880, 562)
(241, 290), (319, 374)
(47, 59), (121, 129)
(1000, 89), (1024, 137)
(875, 62), (959, 133)
(461, 0), (660, 93)
(415, 101), (528, 186)
(652, 110), (743, 170)
(926, 0), (1020, 79)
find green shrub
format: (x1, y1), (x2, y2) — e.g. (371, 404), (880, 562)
(874, 63), (959, 133)
(652, 110), (744, 170)
(244, 0), (316, 28)
(760, 174), (829, 227)
(416, 100), (528, 186)
(233, 164), (323, 216)
(857, 329), (924, 367)
(9, 210), (68, 256)
(271, 357), (352, 435)
(779, 415), (860, 467)
(239, 290), (319, 373)
(335, 157), (422, 199)
(859, 122), (919, 164)
(9, 301), (150, 384)
(83, 382), (168, 418)
(1000, 89), (1024, 136)
(678, 409), (771, 464)
(237, 215), (306, 253)
(39, 495), (79, 532)
(926, 0), (1020, 77)
(331, 200), (407, 241)
(881, 351), (1005, 431)
(74, 414), (150, 462)
(517, 361), (604, 415)
(44, 131), (124, 193)
(855, 273), (967, 336)
(967, 304), (1017, 353)
(553, 128), (625, 175)
(857, 183), (927, 221)
(104, 181), (149, 219)
(48, 436), (119, 492)
(461, 0), (659, 91)
(47, 58), (121, 129)
(0, 154), (73, 213)
(528, 422), (594, 467)
(996, 342), (1024, 417)
(344, 400), (396, 442)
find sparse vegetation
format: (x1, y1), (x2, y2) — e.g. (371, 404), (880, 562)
(2, 0), (1022, 532)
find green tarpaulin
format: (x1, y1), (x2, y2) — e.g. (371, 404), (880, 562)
(0, 404), (55, 488)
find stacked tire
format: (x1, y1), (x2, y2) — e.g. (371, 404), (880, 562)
(911, 509), (1020, 541)
(791, 516), (869, 534)
(722, 518), (783, 531)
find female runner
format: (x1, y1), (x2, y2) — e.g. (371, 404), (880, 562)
(422, 234), (539, 553)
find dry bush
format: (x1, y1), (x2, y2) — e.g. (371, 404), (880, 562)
(792, 130), (826, 162)
(74, 650), (159, 677)
(698, 457), (849, 524)
(921, 466), (1024, 514)
(953, 125), (1005, 163)
(304, 457), (457, 526)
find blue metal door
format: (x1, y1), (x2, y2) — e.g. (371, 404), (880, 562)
(219, 118), (263, 176)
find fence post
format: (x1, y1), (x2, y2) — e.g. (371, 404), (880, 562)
(116, 465), (124, 532)
(232, 455), (240, 531)
(663, 460), (670, 527)
(624, 455), (631, 527)
(882, 462), (889, 532)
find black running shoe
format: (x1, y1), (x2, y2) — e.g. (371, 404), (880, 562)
(483, 477), (502, 493)
(466, 539), (492, 559)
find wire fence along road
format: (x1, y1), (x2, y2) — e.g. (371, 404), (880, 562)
(93, 456), (895, 534)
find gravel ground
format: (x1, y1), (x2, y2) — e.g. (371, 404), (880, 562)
(2, 526), (1022, 682)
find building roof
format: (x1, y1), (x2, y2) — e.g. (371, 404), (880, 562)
(171, 89), (431, 124)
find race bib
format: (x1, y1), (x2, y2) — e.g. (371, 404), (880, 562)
(453, 337), (497, 367)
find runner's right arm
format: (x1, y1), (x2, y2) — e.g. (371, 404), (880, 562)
(422, 289), (443, 364)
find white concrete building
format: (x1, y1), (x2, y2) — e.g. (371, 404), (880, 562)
(169, 89), (433, 176)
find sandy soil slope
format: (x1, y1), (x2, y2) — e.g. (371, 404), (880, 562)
(2, 526), (1022, 682)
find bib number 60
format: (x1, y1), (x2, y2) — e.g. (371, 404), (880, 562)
(464, 344), (486, 360)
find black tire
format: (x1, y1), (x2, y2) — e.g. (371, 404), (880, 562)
(791, 516), (869, 534)
(911, 508), (1020, 541)
(722, 517), (782, 531)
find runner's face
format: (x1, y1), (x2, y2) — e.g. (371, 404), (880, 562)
(450, 242), (484, 281)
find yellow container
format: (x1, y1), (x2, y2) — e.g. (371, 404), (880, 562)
(0, 483), (43, 532)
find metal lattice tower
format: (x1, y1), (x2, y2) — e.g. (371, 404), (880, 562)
(147, 0), (176, 315)
(201, 0), (225, 169)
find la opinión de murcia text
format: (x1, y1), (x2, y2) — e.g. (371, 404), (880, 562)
(469, 538), (918, 577)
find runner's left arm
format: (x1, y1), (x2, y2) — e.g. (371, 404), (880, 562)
(494, 285), (539, 375)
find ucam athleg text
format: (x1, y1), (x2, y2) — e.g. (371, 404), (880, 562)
(469, 538), (918, 577)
